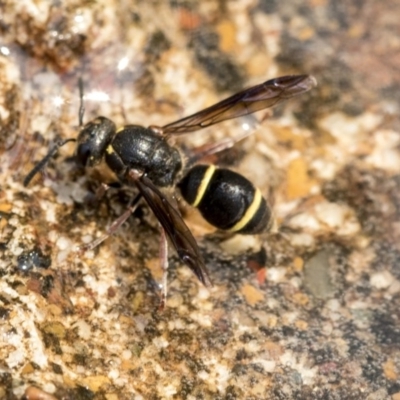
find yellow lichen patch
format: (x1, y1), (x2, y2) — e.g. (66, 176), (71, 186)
(47, 304), (63, 316)
(0, 202), (12, 212)
(251, 379), (273, 397)
(264, 341), (284, 359)
(383, 358), (398, 381)
(0, 217), (7, 230)
(146, 257), (163, 281)
(240, 284), (264, 306)
(105, 394), (119, 400)
(246, 52), (272, 77)
(63, 375), (76, 388)
(131, 290), (145, 312)
(298, 194), (327, 210)
(266, 315), (278, 328)
(24, 386), (57, 400)
(21, 362), (35, 375)
(80, 375), (110, 392)
(292, 292), (310, 306)
(42, 321), (66, 339)
(347, 23), (365, 39)
(295, 319), (309, 331)
(270, 124), (307, 150)
(82, 257), (95, 268)
(216, 20), (236, 53)
(286, 157), (316, 200)
(298, 26), (315, 41)
(119, 315), (134, 325)
(15, 283), (29, 296)
(293, 256), (304, 272)
(121, 359), (136, 371)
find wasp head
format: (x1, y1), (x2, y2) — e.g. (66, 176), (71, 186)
(76, 117), (116, 167)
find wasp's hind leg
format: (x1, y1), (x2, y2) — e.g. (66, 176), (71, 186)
(185, 127), (256, 167)
(158, 226), (169, 311)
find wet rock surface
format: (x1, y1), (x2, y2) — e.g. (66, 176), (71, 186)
(0, 1), (399, 399)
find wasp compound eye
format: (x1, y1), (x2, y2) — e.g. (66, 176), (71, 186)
(75, 141), (92, 167)
(76, 117), (116, 167)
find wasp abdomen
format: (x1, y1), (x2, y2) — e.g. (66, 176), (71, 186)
(178, 165), (271, 234)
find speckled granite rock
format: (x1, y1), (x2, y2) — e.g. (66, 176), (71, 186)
(0, 1), (399, 399)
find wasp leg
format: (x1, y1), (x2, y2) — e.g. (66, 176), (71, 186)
(84, 181), (124, 204)
(158, 226), (169, 311)
(186, 128), (255, 167)
(94, 182), (112, 200)
(80, 193), (142, 252)
(23, 138), (76, 187)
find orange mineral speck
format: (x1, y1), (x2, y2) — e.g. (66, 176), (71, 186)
(383, 358), (398, 381)
(216, 20), (236, 53)
(286, 157), (316, 200)
(240, 284), (264, 306)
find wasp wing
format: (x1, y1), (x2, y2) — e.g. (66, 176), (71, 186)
(131, 172), (212, 287)
(161, 75), (316, 135)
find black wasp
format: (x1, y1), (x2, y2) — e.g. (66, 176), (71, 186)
(24, 74), (316, 303)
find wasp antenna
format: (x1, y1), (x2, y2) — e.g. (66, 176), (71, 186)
(78, 77), (85, 127)
(23, 138), (76, 187)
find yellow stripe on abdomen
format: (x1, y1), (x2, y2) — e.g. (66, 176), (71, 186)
(192, 165), (216, 207)
(227, 188), (262, 232)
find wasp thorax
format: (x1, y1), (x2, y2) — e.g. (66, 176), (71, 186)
(105, 125), (182, 187)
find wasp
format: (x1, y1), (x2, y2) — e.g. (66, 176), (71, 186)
(24, 74), (316, 304)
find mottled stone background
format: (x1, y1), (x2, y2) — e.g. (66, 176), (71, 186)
(0, 1), (399, 399)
